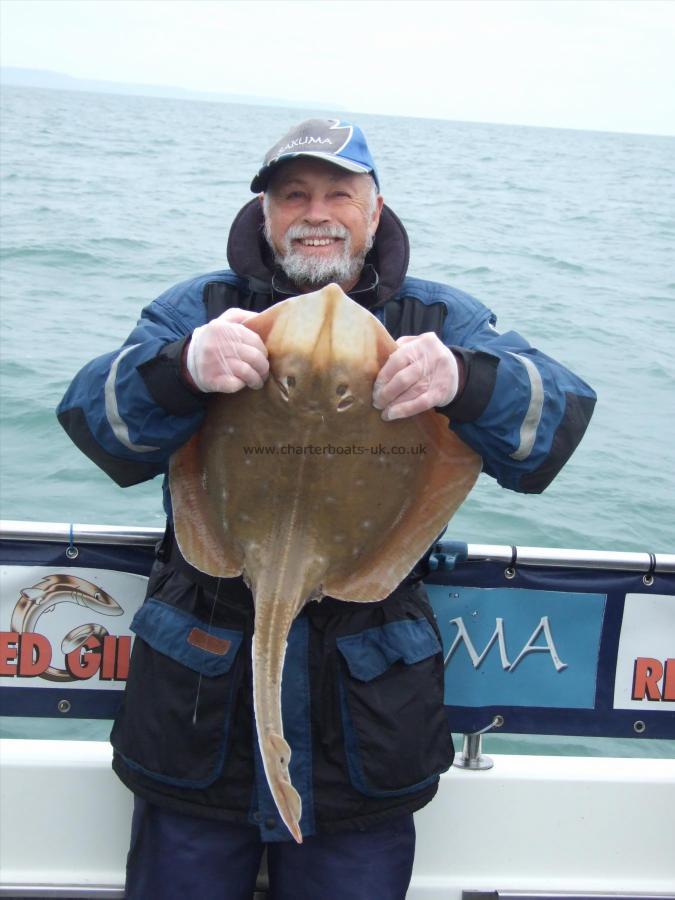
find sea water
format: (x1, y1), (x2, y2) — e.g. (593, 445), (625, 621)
(1, 86), (674, 755)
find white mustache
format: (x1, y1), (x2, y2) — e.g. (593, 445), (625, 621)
(285, 224), (350, 242)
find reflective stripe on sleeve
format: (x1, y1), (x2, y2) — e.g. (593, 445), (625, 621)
(104, 345), (160, 453)
(507, 352), (544, 461)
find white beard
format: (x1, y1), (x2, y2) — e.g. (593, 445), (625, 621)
(264, 221), (373, 290)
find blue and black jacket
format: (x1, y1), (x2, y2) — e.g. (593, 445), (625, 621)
(57, 200), (596, 839)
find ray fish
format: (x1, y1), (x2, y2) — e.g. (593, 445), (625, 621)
(169, 283), (481, 843)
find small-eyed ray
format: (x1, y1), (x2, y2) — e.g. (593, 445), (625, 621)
(169, 283), (481, 843)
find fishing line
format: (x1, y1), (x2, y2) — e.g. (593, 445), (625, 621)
(192, 577), (222, 725)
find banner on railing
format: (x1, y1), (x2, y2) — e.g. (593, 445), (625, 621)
(1, 535), (673, 738)
(427, 559), (675, 740)
(0, 537), (153, 718)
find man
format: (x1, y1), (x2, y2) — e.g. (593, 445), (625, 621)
(57, 119), (596, 899)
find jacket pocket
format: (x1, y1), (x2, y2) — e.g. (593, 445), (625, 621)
(336, 617), (453, 797)
(111, 597), (244, 788)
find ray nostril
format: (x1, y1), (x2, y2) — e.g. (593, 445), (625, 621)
(335, 383), (348, 396)
(337, 396), (354, 412)
(286, 375), (296, 388)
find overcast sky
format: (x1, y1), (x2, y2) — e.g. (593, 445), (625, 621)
(2, 0), (674, 135)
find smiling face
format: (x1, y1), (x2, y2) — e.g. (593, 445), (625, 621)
(261, 157), (384, 292)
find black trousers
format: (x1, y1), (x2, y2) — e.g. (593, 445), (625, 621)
(125, 796), (416, 900)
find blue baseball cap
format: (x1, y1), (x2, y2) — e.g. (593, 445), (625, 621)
(250, 118), (380, 193)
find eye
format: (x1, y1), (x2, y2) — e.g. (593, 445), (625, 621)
(275, 374), (295, 401)
(336, 384), (354, 411)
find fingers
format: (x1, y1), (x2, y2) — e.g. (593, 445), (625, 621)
(219, 307), (260, 324)
(187, 311), (270, 393)
(372, 353), (423, 409)
(214, 318), (268, 359)
(204, 323), (269, 385)
(222, 332), (269, 382)
(372, 333), (459, 421)
(210, 356), (266, 392)
(372, 344), (416, 403)
(383, 392), (434, 421)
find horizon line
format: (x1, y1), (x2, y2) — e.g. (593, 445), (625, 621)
(2, 66), (673, 141)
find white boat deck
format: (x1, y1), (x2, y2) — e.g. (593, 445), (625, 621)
(1, 739), (674, 898)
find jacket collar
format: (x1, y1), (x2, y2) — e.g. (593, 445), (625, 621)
(226, 198), (410, 307)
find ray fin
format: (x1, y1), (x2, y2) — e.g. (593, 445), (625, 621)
(169, 432), (243, 577)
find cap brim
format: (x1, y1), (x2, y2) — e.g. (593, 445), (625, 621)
(251, 152), (373, 193)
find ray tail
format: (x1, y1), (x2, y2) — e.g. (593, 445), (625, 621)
(251, 585), (308, 844)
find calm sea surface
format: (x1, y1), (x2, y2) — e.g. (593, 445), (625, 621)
(1, 86), (673, 755)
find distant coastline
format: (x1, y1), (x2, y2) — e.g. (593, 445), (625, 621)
(0, 66), (339, 112)
(2, 66), (670, 139)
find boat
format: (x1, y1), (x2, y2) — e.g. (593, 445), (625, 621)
(1, 520), (674, 899)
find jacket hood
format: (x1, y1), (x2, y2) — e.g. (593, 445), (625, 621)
(226, 199), (410, 305)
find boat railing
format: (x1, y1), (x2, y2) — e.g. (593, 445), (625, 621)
(1, 519), (674, 761)
(2, 518), (674, 570)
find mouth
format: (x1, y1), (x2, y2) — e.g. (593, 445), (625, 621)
(292, 237), (344, 250)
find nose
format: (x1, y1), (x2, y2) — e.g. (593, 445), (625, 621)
(303, 195), (331, 226)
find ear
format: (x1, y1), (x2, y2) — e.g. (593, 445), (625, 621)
(370, 194), (384, 233)
(258, 193), (265, 208)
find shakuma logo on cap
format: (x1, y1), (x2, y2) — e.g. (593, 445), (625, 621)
(250, 118), (379, 193)
(275, 136), (332, 156)
(267, 120), (353, 165)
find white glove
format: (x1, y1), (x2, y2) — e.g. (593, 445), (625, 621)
(372, 333), (459, 421)
(186, 308), (269, 393)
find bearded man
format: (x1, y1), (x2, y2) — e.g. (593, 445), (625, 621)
(57, 119), (596, 900)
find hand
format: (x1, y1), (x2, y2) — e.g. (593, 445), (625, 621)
(372, 333), (459, 421)
(185, 308), (269, 393)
